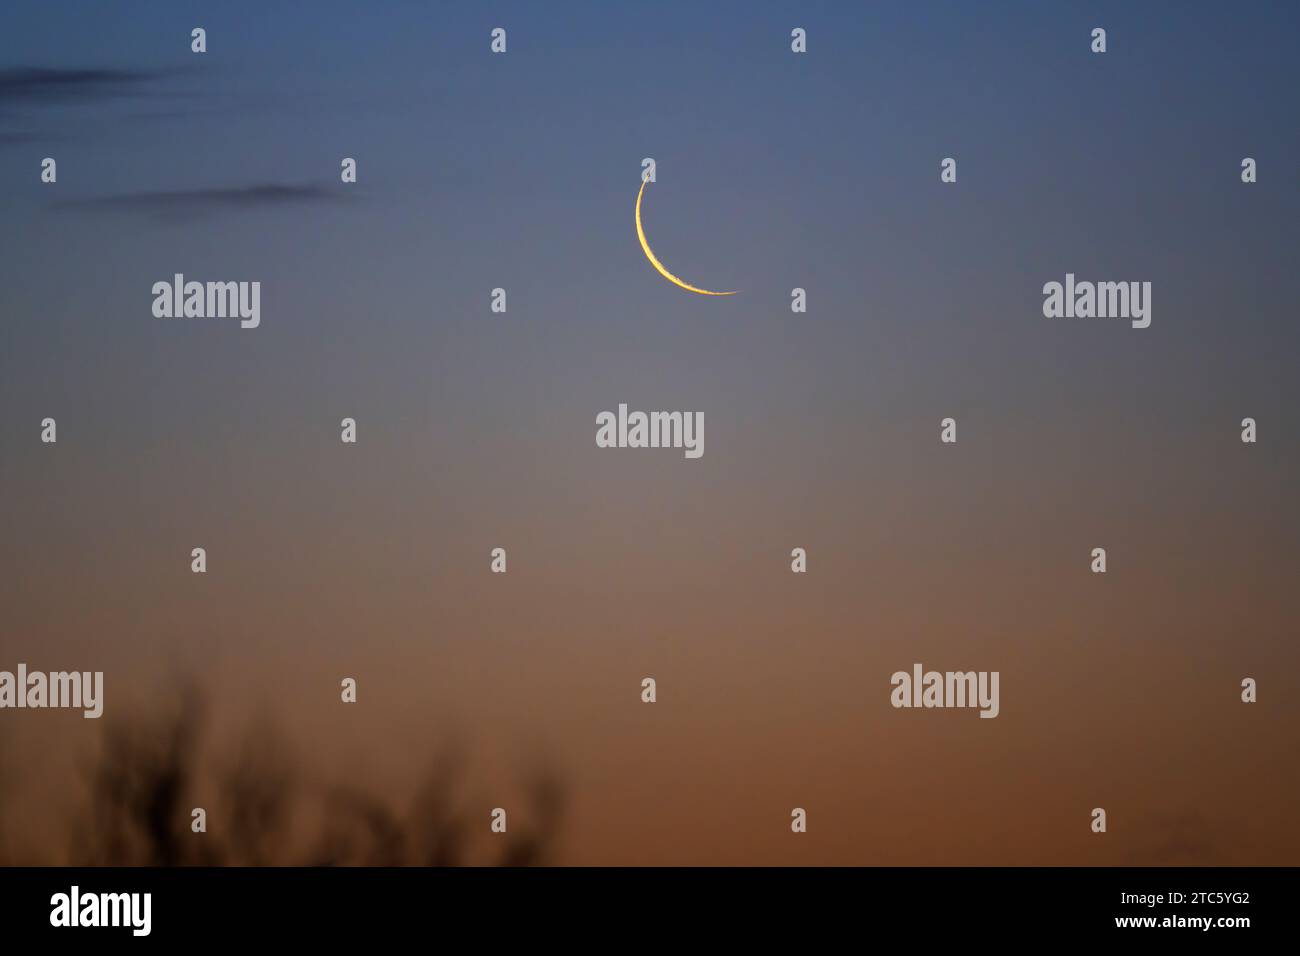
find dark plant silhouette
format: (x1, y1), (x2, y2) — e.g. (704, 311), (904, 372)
(79, 686), (205, 866)
(0, 686), (564, 866)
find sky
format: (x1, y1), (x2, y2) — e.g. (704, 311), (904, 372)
(1, 1), (1298, 864)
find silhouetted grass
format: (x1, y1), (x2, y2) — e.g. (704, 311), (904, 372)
(0, 685), (564, 866)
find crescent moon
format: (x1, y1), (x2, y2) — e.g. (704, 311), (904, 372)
(635, 179), (737, 296)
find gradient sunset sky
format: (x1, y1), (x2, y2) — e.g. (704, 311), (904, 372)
(1, 1), (1298, 864)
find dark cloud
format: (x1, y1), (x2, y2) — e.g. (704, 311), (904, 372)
(0, 67), (205, 147)
(0, 67), (157, 105)
(55, 184), (345, 221)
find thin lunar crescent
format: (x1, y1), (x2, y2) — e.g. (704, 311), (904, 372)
(635, 179), (737, 296)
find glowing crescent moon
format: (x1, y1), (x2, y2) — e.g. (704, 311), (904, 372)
(635, 179), (737, 296)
